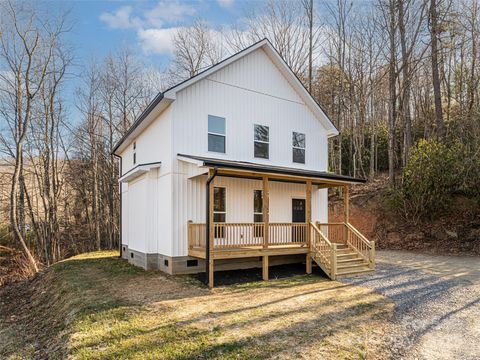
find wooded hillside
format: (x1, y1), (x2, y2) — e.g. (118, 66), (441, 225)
(1, 0), (479, 276)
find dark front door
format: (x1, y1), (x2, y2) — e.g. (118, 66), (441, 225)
(292, 199), (306, 242)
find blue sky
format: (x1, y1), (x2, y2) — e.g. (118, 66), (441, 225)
(65, 0), (250, 69)
(57, 0), (254, 122)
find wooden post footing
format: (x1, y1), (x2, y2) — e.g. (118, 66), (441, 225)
(262, 255), (269, 281)
(208, 259), (214, 289)
(306, 254), (312, 274)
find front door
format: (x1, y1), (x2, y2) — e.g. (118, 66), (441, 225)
(292, 199), (306, 242)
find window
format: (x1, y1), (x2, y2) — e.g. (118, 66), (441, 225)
(208, 115), (226, 153)
(292, 132), (305, 164)
(133, 142), (137, 165)
(253, 190), (264, 237)
(253, 190), (263, 223)
(213, 187), (226, 223)
(254, 124), (269, 159)
(214, 187), (226, 238)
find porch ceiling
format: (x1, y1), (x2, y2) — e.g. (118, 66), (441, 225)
(177, 154), (365, 187)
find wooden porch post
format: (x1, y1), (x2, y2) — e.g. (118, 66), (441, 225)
(343, 185), (350, 223)
(305, 180), (312, 274)
(208, 169), (215, 289)
(343, 185), (350, 244)
(262, 175), (269, 281)
(262, 175), (269, 249)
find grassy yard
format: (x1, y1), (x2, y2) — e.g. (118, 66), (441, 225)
(0, 251), (393, 359)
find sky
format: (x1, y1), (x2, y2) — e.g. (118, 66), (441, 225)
(55, 0), (254, 122)
(67, 0), (248, 66)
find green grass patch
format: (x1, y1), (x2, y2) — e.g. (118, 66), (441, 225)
(1, 251), (393, 359)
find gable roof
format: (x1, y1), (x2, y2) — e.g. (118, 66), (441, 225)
(113, 38), (338, 155)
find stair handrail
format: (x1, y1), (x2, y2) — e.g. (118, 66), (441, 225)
(310, 221), (332, 246)
(344, 222), (372, 249)
(309, 222), (337, 279)
(345, 222), (375, 270)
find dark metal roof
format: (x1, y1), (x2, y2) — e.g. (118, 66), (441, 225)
(177, 154), (366, 184)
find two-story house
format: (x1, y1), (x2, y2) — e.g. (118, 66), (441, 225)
(113, 39), (375, 288)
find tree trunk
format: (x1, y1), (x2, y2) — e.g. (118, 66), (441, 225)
(430, 0), (445, 137)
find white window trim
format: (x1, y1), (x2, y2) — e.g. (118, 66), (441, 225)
(133, 142), (137, 165)
(253, 189), (263, 222)
(292, 131), (306, 164)
(208, 115), (226, 154)
(254, 124), (270, 159)
(213, 186), (226, 223)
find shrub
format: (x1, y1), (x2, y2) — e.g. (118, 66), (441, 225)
(388, 139), (462, 223)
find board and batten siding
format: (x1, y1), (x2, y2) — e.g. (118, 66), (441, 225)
(171, 48), (329, 173)
(171, 161), (328, 257)
(119, 105), (172, 177)
(121, 45), (331, 259)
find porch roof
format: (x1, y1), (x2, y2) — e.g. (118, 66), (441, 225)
(177, 154), (366, 186)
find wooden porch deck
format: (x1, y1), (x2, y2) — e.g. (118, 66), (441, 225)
(192, 167), (374, 288)
(188, 221), (375, 280)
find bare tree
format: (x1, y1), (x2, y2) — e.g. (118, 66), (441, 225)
(227, 0), (321, 80)
(169, 19), (224, 82)
(0, 1), (68, 271)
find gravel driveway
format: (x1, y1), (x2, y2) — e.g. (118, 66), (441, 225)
(341, 250), (480, 360)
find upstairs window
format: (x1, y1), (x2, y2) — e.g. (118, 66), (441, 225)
(292, 132), (305, 164)
(208, 115), (226, 153)
(133, 142), (137, 165)
(254, 124), (269, 159)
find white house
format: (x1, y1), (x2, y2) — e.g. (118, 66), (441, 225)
(113, 39), (375, 288)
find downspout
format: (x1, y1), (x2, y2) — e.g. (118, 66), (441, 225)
(205, 167), (218, 285)
(113, 153), (123, 258)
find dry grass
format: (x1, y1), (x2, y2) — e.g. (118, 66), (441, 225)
(0, 251), (393, 359)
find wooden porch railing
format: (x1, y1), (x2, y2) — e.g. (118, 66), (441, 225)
(310, 222), (337, 279)
(188, 222), (206, 250)
(188, 222), (308, 250)
(345, 223), (375, 269)
(188, 221), (375, 278)
(317, 222), (375, 270)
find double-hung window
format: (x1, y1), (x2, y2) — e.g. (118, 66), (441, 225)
(254, 124), (269, 159)
(292, 132), (306, 164)
(253, 190), (263, 237)
(208, 115), (226, 153)
(133, 142), (137, 165)
(213, 187), (226, 238)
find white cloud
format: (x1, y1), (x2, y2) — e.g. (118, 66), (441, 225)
(99, 6), (141, 29)
(217, 0), (235, 8)
(137, 27), (178, 55)
(145, 1), (196, 27)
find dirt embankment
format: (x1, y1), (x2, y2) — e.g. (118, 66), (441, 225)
(329, 174), (480, 256)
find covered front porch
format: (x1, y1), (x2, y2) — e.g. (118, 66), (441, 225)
(180, 155), (375, 288)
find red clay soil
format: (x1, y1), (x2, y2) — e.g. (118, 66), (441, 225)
(329, 174), (480, 256)
(0, 246), (33, 286)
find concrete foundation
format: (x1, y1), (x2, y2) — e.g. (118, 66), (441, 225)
(121, 244), (305, 275)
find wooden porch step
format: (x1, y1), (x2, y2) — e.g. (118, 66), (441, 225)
(337, 252), (361, 259)
(336, 267), (374, 277)
(337, 262), (370, 270)
(336, 248), (356, 255)
(337, 257), (365, 264)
